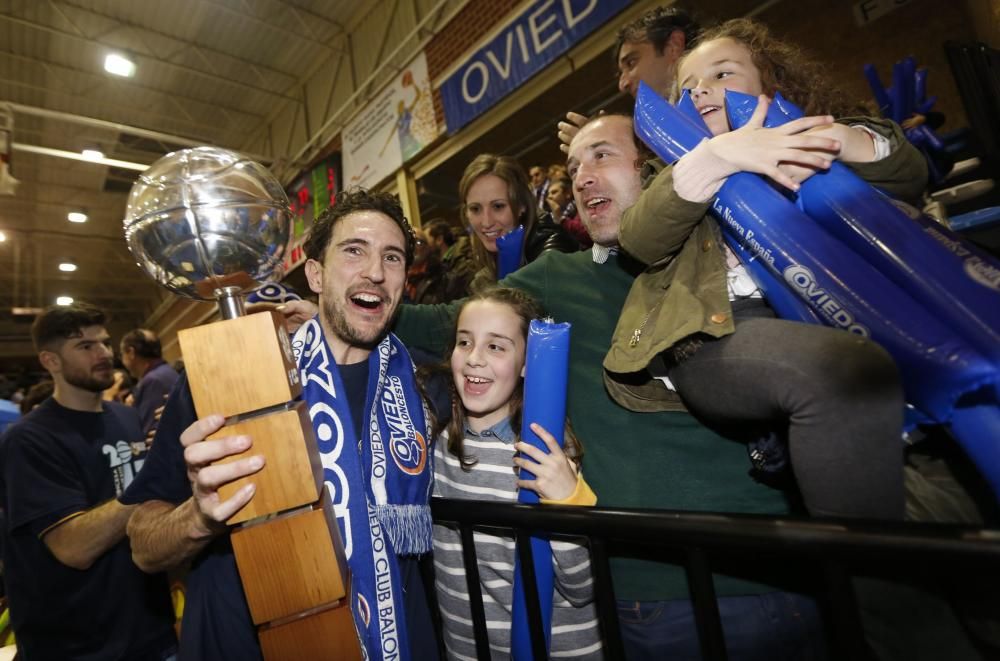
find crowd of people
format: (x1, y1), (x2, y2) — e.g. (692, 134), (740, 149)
(405, 154), (588, 307)
(0, 4), (996, 661)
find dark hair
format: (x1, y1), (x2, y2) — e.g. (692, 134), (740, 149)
(304, 187), (416, 267)
(614, 6), (700, 62)
(424, 219), (455, 247)
(20, 380), (54, 414)
(550, 175), (573, 192)
(31, 302), (106, 353)
(438, 287), (583, 471)
(571, 113), (654, 170)
(686, 18), (866, 117)
(458, 154), (538, 281)
(120, 328), (162, 359)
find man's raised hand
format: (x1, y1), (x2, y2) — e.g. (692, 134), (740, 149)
(181, 414), (264, 535)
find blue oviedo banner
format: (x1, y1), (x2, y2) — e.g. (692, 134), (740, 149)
(440, 0), (631, 133)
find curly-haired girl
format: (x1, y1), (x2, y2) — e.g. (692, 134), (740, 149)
(606, 18), (929, 521)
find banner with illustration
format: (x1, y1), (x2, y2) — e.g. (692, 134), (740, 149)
(342, 52), (438, 190)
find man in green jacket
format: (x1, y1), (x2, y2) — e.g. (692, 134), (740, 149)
(394, 114), (826, 660)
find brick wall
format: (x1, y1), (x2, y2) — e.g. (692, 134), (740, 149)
(425, 0), (522, 80)
(424, 0), (522, 133)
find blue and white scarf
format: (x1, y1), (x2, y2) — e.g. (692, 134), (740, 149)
(292, 317), (433, 661)
(247, 281), (302, 304)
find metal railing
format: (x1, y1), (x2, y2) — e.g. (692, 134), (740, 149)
(430, 498), (1000, 661)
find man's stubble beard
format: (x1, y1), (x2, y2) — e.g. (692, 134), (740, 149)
(322, 296), (397, 351)
(64, 365), (115, 393)
(582, 214), (621, 247)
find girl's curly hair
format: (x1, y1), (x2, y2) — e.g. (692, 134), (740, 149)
(686, 18), (870, 118)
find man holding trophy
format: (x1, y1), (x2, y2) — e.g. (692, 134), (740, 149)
(120, 163), (439, 661)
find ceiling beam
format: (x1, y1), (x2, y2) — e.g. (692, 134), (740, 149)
(275, 0), (347, 32)
(13, 143), (150, 170)
(0, 12), (301, 102)
(0, 179), (126, 199)
(0, 227), (133, 243)
(0, 51), (266, 124)
(0, 290), (158, 302)
(0, 273), (155, 287)
(0, 249), (135, 268)
(8, 103), (273, 163)
(197, 0), (344, 52)
(0, 76), (251, 139)
(52, 0), (304, 90)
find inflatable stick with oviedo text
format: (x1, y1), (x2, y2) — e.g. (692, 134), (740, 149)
(633, 82), (999, 497)
(725, 90), (1000, 366)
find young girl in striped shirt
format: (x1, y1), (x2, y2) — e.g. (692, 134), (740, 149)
(431, 287), (603, 660)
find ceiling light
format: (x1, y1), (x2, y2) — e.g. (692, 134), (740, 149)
(104, 53), (136, 77)
(81, 149), (104, 161)
(0, 230), (6, 242)
(67, 211), (88, 223)
(56, 296), (74, 306)
(59, 262), (77, 272)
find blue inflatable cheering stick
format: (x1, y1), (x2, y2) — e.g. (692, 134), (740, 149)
(510, 318), (571, 660)
(497, 225), (526, 279)
(725, 90), (1000, 367)
(676, 90), (824, 327)
(723, 88), (1000, 494)
(633, 82), (1000, 497)
(865, 58), (950, 182)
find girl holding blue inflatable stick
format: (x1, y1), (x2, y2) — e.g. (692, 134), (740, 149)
(429, 287), (602, 660)
(605, 18), (929, 521)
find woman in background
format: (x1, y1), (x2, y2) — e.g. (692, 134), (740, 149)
(459, 154), (579, 294)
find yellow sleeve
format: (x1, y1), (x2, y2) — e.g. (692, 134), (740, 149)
(540, 473), (597, 507)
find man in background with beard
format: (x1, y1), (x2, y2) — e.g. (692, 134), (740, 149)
(0, 302), (176, 660)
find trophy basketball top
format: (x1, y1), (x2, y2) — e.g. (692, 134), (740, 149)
(123, 146), (292, 308)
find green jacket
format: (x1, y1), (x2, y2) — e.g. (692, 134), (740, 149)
(394, 250), (795, 602)
(605, 117), (928, 413)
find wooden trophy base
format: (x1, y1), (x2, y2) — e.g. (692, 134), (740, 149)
(259, 604), (362, 661)
(232, 490), (349, 625)
(211, 403), (323, 525)
(179, 311), (362, 659)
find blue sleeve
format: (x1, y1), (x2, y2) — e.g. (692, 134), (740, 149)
(120, 373), (195, 505)
(133, 366), (179, 435)
(134, 379), (159, 435)
(422, 368), (453, 429)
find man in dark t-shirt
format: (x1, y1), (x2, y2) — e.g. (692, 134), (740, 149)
(120, 329), (179, 438)
(0, 302), (176, 660)
(123, 190), (440, 660)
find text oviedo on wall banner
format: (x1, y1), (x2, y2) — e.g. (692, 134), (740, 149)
(440, 0), (631, 134)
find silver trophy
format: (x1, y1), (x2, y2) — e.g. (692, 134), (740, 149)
(122, 149), (359, 655)
(123, 146), (292, 319)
